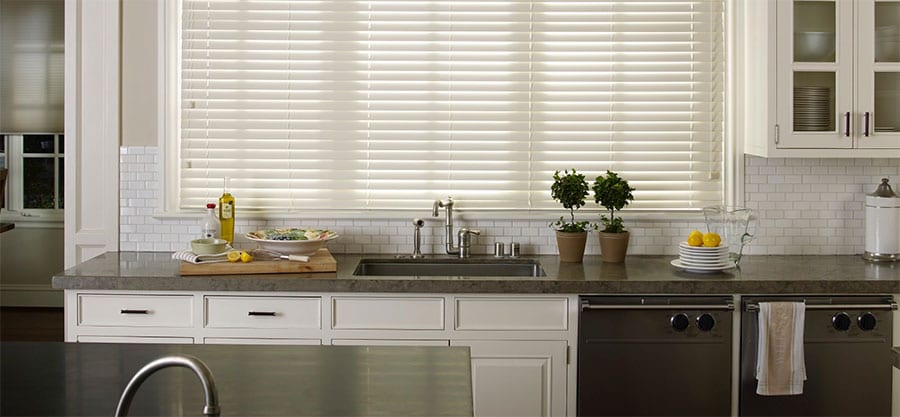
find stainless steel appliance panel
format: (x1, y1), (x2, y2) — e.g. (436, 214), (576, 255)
(579, 296), (734, 417)
(740, 296), (894, 417)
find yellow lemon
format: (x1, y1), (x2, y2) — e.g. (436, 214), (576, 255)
(688, 230), (703, 239)
(226, 251), (242, 263)
(240, 251), (253, 263)
(687, 235), (703, 247)
(702, 232), (721, 247)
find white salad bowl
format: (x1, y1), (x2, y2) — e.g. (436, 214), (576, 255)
(245, 228), (340, 255)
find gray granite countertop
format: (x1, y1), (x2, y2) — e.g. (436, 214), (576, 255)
(0, 342), (472, 416)
(52, 252), (900, 294)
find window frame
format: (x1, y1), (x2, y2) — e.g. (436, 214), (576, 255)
(157, 0), (743, 217)
(0, 132), (65, 221)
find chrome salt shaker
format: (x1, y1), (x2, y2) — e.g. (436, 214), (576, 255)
(494, 242), (506, 257)
(509, 242), (521, 257)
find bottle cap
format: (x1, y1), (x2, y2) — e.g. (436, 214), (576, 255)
(207, 203), (216, 209)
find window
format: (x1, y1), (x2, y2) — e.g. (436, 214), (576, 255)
(174, 0), (725, 212)
(0, 133), (65, 213)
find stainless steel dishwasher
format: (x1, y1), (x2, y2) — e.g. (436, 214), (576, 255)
(740, 295), (896, 416)
(578, 296), (734, 416)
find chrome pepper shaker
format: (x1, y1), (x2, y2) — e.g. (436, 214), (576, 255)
(494, 242), (506, 257)
(509, 242), (521, 257)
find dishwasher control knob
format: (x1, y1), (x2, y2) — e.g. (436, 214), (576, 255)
(858, 313), (877, 331)
(832, 312), (851, 331)
(671, 313), (690, 331)
(696, 313), (716, 331)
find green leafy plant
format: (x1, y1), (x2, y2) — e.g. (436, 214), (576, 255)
(550, 169), (593, 233)
(592, 170), (635, 233)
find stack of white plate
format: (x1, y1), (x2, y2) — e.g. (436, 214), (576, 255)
(670, 242), (733, 273)
(794, 87), (831, 131)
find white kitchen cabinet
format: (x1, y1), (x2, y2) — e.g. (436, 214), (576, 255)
(743, 0), (900, 157)
(451, 340), (568, 417)
(204, 295), (321, 329)
(204, 337), (321, 345)
(64, 291), (578, 416)
(331, 339), (450, 346)
(77, 335), (195, 344)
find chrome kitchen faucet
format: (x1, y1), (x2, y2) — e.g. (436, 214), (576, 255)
(433, 197), (480, 258)
(115, 355), (220, 417)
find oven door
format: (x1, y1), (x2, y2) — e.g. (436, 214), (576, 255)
(579, 296), (734, 417)
(739, 296), (895, 417)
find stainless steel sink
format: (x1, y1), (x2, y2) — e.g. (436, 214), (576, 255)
(353, 258), (545, 277)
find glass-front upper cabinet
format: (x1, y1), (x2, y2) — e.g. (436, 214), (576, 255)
(857, 0), (900, 148)
(776, 0), (900, 150)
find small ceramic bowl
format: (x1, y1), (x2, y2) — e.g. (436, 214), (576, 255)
(191, 238), (229, 255)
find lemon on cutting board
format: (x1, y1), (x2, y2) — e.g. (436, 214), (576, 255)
(227, 251), (242, 263)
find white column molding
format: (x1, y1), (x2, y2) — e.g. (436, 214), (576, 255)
(64, 0), (120, 268)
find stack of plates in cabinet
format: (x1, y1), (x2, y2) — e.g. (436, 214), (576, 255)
(670, 243), (733, 274)
(794, 86), (831, 131)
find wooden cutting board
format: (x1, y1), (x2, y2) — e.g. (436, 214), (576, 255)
(179, 248), (336, 276)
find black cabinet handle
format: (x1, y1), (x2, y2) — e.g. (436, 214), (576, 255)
(844, 112), (851, 137)
(120, 309), (149, 315)
(248, 311), (276, 316)
(864, 112), (870, 137)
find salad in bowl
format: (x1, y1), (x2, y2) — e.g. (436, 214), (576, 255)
(245, 228), (339, 255)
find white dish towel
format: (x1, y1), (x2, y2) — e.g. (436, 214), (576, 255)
(756, 301), (806, 395)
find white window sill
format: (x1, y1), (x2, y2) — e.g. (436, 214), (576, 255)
(0, 211), (64, 228)
(151, 209), (707, 223)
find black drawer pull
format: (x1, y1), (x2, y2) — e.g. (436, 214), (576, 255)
(120, 309), (149, 315)
(248, 311), (276, 316)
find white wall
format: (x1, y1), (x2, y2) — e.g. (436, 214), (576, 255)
(0, 225), (64, 306)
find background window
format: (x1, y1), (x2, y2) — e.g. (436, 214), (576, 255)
(1, 133), (64, 212)
(175, 0), (726, 213)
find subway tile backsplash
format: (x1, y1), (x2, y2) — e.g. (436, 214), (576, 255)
(120, 147), (900, 256)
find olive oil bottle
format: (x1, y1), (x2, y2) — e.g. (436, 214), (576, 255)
(218, 177), (235, 244)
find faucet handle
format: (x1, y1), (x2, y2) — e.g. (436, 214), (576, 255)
(468, 229), (481, 236)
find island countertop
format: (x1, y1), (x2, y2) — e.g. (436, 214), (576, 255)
(52, 252), (900, 294)
(0, 342), (473, 416)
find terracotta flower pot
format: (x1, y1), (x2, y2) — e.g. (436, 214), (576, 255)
(556, 231), (588, 263)
(598, 231), (630, 263)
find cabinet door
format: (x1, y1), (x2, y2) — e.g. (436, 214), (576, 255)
(856, 0), (900, 148)
(451, 340), (567, 417)
(777, 0), (855, 148)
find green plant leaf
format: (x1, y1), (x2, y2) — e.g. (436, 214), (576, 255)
(592, 170), (635, 233)
(550, 169), (593, 232)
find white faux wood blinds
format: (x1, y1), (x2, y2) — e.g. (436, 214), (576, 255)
(179, 0), (724, 212)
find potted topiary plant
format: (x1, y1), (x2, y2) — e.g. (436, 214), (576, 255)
(550, 169), (592, 262)
(592, 170), (636, 262)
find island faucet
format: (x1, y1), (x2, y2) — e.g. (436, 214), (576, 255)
(115, 355), (220, 417)
(433, 197), (460, 255)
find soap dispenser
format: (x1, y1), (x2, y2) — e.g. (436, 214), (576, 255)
(864, 178), (900, 262)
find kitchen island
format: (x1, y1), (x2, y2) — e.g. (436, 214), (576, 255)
(51, 252), (900, 417)
(0, 341), (473, 416)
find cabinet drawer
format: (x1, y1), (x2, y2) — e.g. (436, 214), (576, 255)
(78, 294), (194, 327)
(454, 297), (568, 330)
(332, 297), (445, 330)
(77, 336), (195, 344)
(205, 296), (321, 329)
(204, 337), (321, 345)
